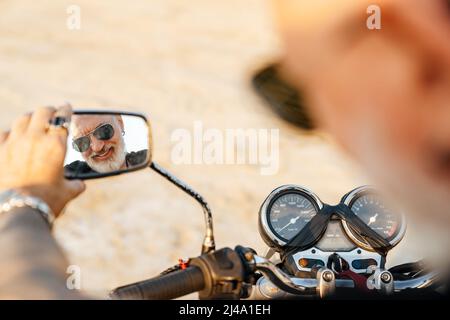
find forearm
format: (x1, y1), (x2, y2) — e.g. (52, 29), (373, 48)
(0, 208), (83, 299)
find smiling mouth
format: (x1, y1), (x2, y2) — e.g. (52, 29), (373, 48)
(93, 147), (114, 161)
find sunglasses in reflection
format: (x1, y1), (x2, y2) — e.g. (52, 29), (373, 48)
(72, 123), (115, 153)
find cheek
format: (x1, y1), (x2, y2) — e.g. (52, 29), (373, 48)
(113, 135), (119, 145)
(82, 150), (91, 158)
(309, 35), (432, 164)
(423, 85), (450, 149)
(108, 133), (120, 146)
(372, 105), (427, 173)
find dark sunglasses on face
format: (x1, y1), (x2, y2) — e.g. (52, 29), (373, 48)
(72, 123), (115, 153)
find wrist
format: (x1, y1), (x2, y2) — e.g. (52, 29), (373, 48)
(12, 186), (65, 218)
(0, 189), (55, 229)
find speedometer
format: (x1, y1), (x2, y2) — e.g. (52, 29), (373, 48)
(342, 186), (406, 251)
(259, 185), (322, 249)
(270, 193), (318, 241)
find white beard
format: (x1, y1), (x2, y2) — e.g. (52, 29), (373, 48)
(86, 136), (127, 173)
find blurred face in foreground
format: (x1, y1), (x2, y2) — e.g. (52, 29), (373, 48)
(71, 115), (126, 173)
(273, 0), (450, 225)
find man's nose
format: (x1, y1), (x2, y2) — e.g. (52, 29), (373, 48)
(90, 136), (105, 153)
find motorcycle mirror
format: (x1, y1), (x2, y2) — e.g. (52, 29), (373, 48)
(63, 110), (152, 180)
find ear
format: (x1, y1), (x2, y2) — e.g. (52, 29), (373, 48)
(116, 115), (125, 131)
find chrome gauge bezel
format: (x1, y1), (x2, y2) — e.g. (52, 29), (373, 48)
(259, 185), (323, 250)
(341, 186), (407, 252)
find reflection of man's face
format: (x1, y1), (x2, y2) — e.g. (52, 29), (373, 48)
(71, 115), (126, 173)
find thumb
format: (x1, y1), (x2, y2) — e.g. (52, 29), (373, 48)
(64, 179), (86, 199)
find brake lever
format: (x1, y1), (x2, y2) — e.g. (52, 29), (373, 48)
(252, 254), (311, 295)
(247, 253), (336, 296)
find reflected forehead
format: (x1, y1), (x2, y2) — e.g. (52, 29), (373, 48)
(71, 115), (115, 138)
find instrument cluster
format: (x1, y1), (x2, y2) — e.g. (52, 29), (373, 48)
(258, 185), (406, 273)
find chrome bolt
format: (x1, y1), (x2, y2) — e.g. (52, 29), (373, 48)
(381, 272), (392, 283)
(322, 271), (334, 282)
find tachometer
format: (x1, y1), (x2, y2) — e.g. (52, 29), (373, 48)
(342, 186), (406, 251)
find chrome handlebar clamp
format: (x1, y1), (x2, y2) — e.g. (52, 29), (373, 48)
(366, 267), (394, 295)
(315, 268), (336, 298)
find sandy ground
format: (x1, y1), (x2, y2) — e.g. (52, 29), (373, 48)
(0, 0), (446, 298)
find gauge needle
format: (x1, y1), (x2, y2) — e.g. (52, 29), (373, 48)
(368, 213), (379, 226)
(278, 216), (301, 233)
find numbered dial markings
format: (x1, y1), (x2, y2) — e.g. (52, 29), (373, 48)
(350, 194), (401, 240)
(268, 193), (318, 242)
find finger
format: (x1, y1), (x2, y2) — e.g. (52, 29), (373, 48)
(54, 102), (73, 123)
(28, 106), (56, 135)
(0, 130), (10, 144)
(10, 113), (32, 136)
(48, 103), (73, 143)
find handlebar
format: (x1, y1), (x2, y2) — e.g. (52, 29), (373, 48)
(110, 247), (443, 300)
(110, 266), (205, 300)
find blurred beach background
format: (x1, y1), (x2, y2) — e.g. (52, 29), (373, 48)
(0, 0), (445, 297)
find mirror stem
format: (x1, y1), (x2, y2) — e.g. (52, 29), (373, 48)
(150, 162), (216, 254)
